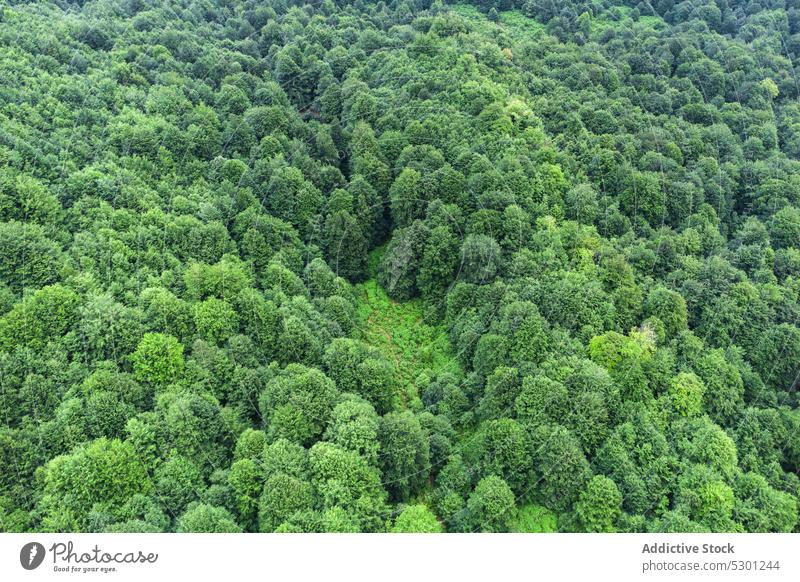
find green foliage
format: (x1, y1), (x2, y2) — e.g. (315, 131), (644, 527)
(0, 285), (79, 351)
(467, 418), (530, 493)
(675, 465), (738, 531)
(0, 222), (61, 292)
(193, 298), (239, 344)
(460, 235), (502, 285)
(259, 472), (314, 532)
(392, 504), (443, 533)
(159, 391), (231, 473)
(667, 372), (706, 418)
(576, 475), (622, 532)
(515, 375), (568, 425)
(37, 438), (152, 531)
(2, 0), (799, 535)
(308, 442), (386, 528)
(508, 504), (557, 533)
(234, 428), (267, 461)
(733, 472), (797, 533)
(324, 208), (368, 282)
(478, 366), (521, 420)
(531, 425), (591, 513)
(324, 395), (380, 465)
(357, 248), (460, 397)
(177, 504), (242, 533)
(418, 226), (460, 301)
(645, 287), (688, 340)
(154, 455), (202, 518)
(184, 256), (253, 302)
(130, 333), (185, 387)
(378, 412), (431, 501)
(323, 338), (395, 414)
(390, 168), (424, 229)
(588, 330), (654, 372)
(466, 476), (516, 532)
(228, 459), (262, 530)
(259, 364), (338, 446)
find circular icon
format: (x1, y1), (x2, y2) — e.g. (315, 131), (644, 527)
(20, 542), (46, 570)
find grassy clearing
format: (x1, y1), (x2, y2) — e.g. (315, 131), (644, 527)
(592, 6), (666, 35)
(451, 3), (663, 40)
(354, 247), (460, 402)
(354, 248), (554, 527)
(508, 503), (558, 533)
(498, 9), (547, 35)
(450, 4), (546, 37)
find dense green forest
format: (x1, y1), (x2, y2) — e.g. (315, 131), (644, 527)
(0, 0), (799, 533)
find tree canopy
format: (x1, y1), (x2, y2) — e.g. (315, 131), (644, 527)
(0, 0), (798, 534)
